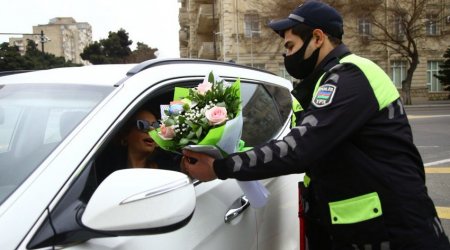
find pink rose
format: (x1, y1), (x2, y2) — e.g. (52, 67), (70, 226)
(197, 79), (212, 95)
(159, 124), (175, 140)
(205, 106), (228, 125)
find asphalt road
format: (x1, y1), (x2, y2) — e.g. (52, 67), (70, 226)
(405, 104), (450, 238)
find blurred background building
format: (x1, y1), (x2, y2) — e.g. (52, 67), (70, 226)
(8, 17), (92, 65)
(179, 0), (450, 102)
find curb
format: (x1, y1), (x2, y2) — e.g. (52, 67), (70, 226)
(405, 104), (450, 108)
(404, 102), (450, 109)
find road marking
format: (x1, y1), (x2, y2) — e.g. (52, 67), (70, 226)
(408, 114), (450, 119)
(424, 163), (450, 220)
(425, 159), (450, 167)
(425, 167), (450, 174)
(436, 207), (450, 220)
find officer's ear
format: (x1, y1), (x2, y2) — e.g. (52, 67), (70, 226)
(311, 29), (326, 48)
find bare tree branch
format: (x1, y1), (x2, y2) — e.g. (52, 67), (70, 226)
(347, 0), (440, 104)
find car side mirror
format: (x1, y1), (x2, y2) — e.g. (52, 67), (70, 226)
(82, 168), (195, 233)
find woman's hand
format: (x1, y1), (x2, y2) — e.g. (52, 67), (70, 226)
(181, 150), (217, 181)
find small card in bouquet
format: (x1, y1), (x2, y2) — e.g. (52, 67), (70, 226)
(183, 145), (223, 159)
(160, 104), (170, 120)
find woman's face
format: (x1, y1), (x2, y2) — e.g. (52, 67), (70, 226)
(125, 110), (158, 155)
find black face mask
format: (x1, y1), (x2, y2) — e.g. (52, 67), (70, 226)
(283, 35), (321, 80)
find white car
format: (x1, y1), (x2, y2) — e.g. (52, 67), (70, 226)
(0, 59), (301, 250)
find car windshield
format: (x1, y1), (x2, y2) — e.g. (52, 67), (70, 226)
(0, 84), (113, 205)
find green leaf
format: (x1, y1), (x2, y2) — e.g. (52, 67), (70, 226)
(187, 131), (195, 139)
(165, 118), (175, 126)
(196, 127), (202, 138)
(208, 71), (214, 84)
(216, 102), (226, 107)
(180, 138), (189, 145)
(201, 117), (209, 124)
(185, 120), (194, 128)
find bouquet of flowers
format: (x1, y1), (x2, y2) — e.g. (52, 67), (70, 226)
(150, 71), (242, 155)
(149, 71), (269, 208)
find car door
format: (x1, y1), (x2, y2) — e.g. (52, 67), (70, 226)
(77, 77), (295, 250)
(24, 76), (258, 250)
(243, 79), (302, 250)
(22, 67), (298, 250)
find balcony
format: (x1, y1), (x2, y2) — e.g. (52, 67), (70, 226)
(194, 0), (212, 4)
(179, 8), (189, 26)
(180, 47), (189, 58)
(196, 4), (214, 34)
(198, 42), (215, 59)
(179, 28), (189, 46)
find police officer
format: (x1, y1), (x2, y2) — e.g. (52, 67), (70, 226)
(182, 1), (450, 249)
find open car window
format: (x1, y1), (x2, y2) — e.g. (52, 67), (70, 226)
(95, 78), (292, 182)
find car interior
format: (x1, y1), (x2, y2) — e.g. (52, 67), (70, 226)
(94, 91), (181, 184)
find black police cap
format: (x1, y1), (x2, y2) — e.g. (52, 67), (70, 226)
(268, 1), (344, 39)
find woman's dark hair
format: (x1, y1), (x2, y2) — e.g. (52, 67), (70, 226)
(116, 108), (158, 145)
(291, 23), (342, 46)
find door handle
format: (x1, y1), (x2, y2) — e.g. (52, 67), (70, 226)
(224, 196), (250, 223)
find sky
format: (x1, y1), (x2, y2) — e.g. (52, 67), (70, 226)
(0, 0), (181, 58)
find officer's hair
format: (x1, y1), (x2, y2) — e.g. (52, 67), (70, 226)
(291, 23), (342, 46)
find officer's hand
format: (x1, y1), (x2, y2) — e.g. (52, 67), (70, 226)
(181, 150), (217, 181)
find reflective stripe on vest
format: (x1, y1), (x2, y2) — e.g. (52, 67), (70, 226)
(313, 54), (400, 110)
(291, 96), (303, 128)
(303, 174), (311, 188)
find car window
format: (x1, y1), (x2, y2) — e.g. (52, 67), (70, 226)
(94, 79), (291, 183)
(264, 84), (292, 123)
(241, 81), (291, 146)
(0, 105), (21, 153)
(0, 84), (113, 206)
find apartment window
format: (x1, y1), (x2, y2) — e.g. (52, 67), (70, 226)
(391, 60), (407, 88)
(244, 13), (260, 38)
(393, 16), (405, 40)
(358, 17), (372, 37)
(427, 61), (442, 92)
(426, 14), (440, 36)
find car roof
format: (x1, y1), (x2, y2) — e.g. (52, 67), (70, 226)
(0, 58), (280, 87)
(0, 64), (136, 86)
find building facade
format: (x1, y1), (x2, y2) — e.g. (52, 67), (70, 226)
(179, 0), (450, 102)
(9, 17), (92, 65)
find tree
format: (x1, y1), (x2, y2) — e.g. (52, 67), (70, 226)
(23, 40), (80, 69)
(81, 29), (159, 64)
(80, 41), (107, 64)
(125, 42), (158, 63)
(434, 47), (450, 91)
(81, 29), (133, 64)
(0, 40), (80, 71)
(257, 0), (443, 104)
(0, 42), (31, 70)
(340, 0), (437, 105)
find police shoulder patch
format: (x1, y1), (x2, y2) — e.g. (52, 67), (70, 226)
(312, 84), (337, 108)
